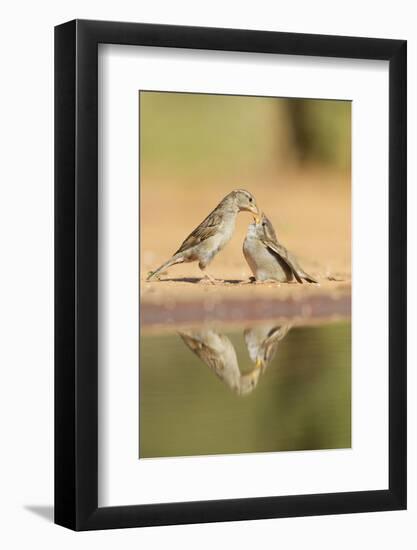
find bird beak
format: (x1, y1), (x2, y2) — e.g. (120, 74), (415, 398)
(255, 358), (263, 370)
(251, 206), (261, 223)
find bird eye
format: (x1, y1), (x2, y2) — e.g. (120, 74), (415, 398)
(249, 197), (252, 202)
(262, 222), (266, 227)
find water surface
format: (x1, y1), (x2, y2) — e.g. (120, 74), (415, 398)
(140, 320), (351, 458)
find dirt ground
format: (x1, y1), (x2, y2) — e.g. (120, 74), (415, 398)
(140, 170), (351, 325)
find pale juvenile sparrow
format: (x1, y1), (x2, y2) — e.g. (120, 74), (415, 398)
(243, 213), (318, 283)
(147, 189), (260, 283)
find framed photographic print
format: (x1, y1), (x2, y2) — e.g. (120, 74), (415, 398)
(55, 19), (406, 530)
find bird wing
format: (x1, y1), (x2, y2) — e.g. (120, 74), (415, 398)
(174, 210), (223, 254)
(178, 332), (228, 375)
(261, 325), (292, 367)
(261, 237), (318, 283)
(261, 237), (303, 282)
(178, 331), (241, 390)
(264, 325), (291, 347)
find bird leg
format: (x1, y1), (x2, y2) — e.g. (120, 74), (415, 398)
(199, 268), (223, 285)
(203, 273), (216, 285)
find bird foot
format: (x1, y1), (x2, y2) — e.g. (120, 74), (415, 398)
(200, 274), (222, 285)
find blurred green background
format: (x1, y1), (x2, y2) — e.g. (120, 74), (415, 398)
(140, 321), (351, 458)
(140, 92), (351, 183)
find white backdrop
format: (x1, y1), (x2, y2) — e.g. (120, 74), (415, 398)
(0, 1), (415, 548)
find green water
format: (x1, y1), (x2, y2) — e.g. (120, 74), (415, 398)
(139, 321), (351, 458)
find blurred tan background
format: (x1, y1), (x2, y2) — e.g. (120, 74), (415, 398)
(140, 91), (351, 298)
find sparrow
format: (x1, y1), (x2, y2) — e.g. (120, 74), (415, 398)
(244, 323), (291, 371)
(178, 329), (261, 396)
(147, 189), (260, 283)
(243, 213), (318, 284)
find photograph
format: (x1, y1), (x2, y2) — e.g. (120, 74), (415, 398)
(139, 91), (351, 459)
(0, 2), (408, 542)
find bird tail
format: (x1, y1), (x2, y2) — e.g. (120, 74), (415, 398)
(300, 270), (319, 284)
(146, 254), (184, 281)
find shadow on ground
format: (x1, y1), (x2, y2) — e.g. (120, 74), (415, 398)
(24, 505), (54, 523)
(149, 277), (246, 284)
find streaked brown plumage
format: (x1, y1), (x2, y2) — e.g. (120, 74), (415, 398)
(147, 189), (260, 283)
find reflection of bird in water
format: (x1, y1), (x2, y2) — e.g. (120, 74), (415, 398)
(147, 189), (260, 284)
(243, 213), (318, 284)
(178, 329), (260, 396)
(178, 324), (291, 396)
(244, 324), (292, 371)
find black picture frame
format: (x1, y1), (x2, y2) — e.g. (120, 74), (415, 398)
(55, 19), (407, 531)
